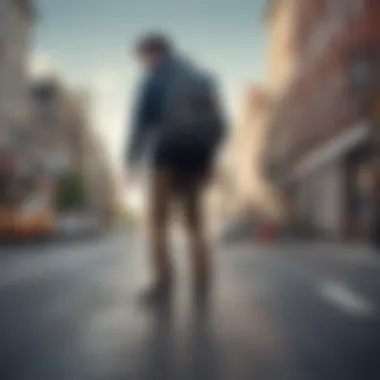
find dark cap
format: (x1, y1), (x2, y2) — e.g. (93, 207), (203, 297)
(135, 32), (173, 56)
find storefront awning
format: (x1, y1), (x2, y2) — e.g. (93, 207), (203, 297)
(292, 121), (371, 179)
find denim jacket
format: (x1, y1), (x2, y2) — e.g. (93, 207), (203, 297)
(125, 55), (225, 167)
(125, 56), (174, 167)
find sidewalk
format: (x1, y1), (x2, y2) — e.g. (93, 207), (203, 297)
(281, 239), (378, 258)
(231, 238), (380, 267)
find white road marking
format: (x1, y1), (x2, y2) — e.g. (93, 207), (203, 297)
(318, 281), (375, 318)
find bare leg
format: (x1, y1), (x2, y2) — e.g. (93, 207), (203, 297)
(181, 180), (210, 288)
(149, 169), (173, 286)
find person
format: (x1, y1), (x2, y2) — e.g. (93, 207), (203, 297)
(125, 32), (226, 299)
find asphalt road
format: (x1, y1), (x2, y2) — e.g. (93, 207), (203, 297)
(0, 232), (379, 380)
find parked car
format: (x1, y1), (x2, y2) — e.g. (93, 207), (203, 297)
(0, 195), (54, 240)
(15, 195), (54, 238)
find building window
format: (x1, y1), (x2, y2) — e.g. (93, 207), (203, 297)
(351, 60), (371, 87)
(350, 0), (363, 15)
(32, 85), (57, 105)
(308, 27), (328, 59)
(326, 0), (344, 17)
(327, 0), (362, 20)
(304, 0), (349, 62)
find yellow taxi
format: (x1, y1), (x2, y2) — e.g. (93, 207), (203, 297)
(0, 198), (54, 240)
(13, 195), (54, 238)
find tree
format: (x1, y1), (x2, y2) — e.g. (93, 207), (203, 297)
(56, 171), (86, 212)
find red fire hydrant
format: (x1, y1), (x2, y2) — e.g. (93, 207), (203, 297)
(258, 222), (276, 243)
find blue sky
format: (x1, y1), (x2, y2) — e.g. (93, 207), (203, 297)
(33, 0), (269, 174)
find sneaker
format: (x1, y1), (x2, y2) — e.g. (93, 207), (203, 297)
(139, 280), (173, 307)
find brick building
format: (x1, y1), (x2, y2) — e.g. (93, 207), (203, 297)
(265, 0), (380, 240)
(264, 0), (301, 222)
(226, 85), (275, 217)
(266, 0), (300, 93)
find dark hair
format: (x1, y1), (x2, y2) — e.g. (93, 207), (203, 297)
(135, 33), (173, 56)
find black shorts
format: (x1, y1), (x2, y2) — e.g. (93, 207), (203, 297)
(152, 133), (213, 188)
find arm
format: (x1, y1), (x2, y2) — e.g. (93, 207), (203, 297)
(208, 76), (228, 147)
(125, 74), (162, 166)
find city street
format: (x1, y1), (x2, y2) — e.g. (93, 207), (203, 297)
(0, 232), (380, 380)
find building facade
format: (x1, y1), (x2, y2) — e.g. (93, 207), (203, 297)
(81, 128), (119, 225)
(266, 0), (300, 93)
(0, 0), (34, 167)
(265, 0), (380, 240)
(30, 77), (118, 223)
(0, 0), (35, 211)
(30, 78), (86, 174)
(263, 0), (302, 223)
(226, 85), (275, 217)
